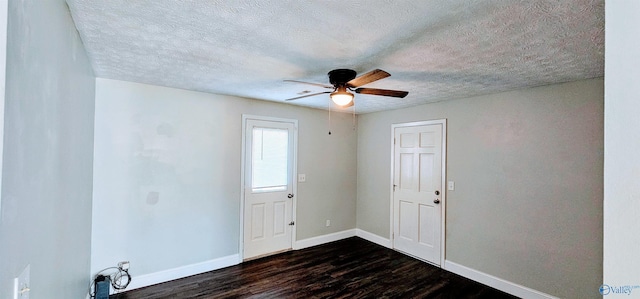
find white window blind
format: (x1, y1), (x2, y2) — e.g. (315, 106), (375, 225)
(252, 127), (288, 192)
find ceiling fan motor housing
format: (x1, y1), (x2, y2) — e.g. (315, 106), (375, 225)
(328, 69), (357, 86)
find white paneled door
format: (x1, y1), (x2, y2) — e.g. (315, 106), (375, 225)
(243, 117), (296, 260)
(393, 122), (444, 265)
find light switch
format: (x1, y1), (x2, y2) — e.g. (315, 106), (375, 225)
(298, 174), (306, 182)
(14, 264), (30, 299)
(448, 181), (455, 191)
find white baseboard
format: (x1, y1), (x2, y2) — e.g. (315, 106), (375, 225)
(294, 229), (356, 250)
(444, 260), (558, 299)
(124, 254), (240, 291)
(355, 229), (392, 248)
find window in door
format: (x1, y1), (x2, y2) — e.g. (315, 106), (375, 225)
(251, 127), (289, 193)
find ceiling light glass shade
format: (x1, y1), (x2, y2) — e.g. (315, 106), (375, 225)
(330, 88), (354, 106)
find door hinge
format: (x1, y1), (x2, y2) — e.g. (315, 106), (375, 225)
(289, 221), (295, 226)
(394, 138), (396, 145)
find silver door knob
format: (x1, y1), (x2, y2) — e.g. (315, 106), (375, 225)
(434, 199), (440, 204)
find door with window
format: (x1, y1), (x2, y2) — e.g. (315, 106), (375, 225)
(243, 117), (297, 260)
(392, 121), (445, 265)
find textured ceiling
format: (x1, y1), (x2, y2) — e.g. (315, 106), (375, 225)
(66, 0), (604, 114)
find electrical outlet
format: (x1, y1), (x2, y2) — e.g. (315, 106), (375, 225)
(13, 264), (30, 299)
(448, 181), (455, 191)
(325, 220), (330, 227)
(118, 261), (130, 271)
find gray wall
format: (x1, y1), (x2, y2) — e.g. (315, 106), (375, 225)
(357, 78), (603, 299)
(91, 78), (357, 277)
(0, 0), (7, 204)
(0, 0), (95, 298)
(604, 1), (640, 291)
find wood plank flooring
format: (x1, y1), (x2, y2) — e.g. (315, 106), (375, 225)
(113, 237), (519, 298)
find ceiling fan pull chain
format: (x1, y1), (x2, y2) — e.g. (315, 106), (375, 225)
(328, 98), (332, 135)
(352, 104), (356, 131)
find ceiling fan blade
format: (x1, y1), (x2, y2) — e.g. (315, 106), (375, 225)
(355, 88), (409, 98)
(346, 69), (390, 87)
(284, 91), (331, 101)
(284, 80), (334, 89)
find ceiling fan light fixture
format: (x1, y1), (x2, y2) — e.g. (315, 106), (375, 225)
(330, 87), (354, 106)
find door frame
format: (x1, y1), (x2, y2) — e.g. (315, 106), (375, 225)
(240, 114), (298, 261)
(389, 119), (447, 266)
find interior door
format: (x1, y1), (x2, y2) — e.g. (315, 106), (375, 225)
(243, 118), (296, 260)
(393, 123), (443, 265)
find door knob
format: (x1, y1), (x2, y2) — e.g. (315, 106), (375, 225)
(434, 199), (440, 204)
(287, 194), (294, 198)
(435, 190), (440, 195)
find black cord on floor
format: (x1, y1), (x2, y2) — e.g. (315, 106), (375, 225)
(88, 265), (131, 298)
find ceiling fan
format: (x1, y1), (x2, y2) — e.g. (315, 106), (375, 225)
(284, 69), (409, 108)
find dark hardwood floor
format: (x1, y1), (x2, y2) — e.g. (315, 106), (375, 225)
(113, 237), (519, 298)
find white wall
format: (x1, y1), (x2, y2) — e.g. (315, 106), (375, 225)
(91, 79), (357, 280)
(603, 1), (640, 294)
(357, 78), (603, 299)
(0, 0), (95, 298)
